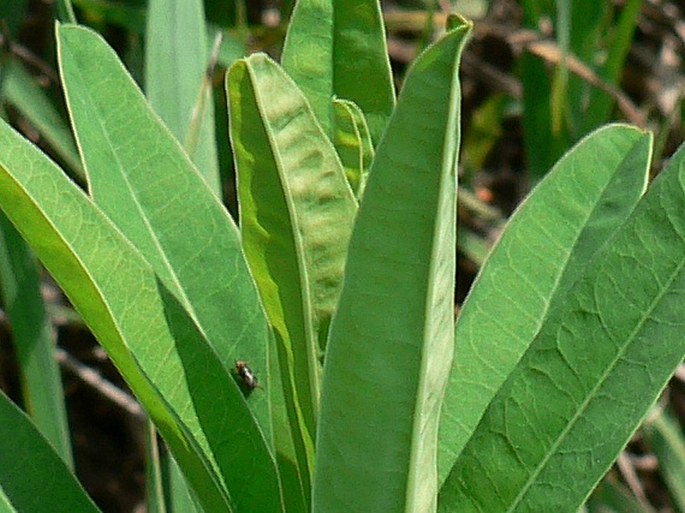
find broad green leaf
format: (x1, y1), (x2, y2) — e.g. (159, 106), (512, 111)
(0, 213), (73, 468)
(145, 0), (220, 195)
(644, 408), (685, 512)
(332, 98), (374, 198)
(438, 125), (652, 482)
(0, 118), (281, 513)
(313, 17), (471, 513)
(0, 391), (100, 513)
(439, 141), (685, 512)
(281, 0), (394, 144)
(1, 61), (82, 177)
(57, 24), (274, 441)
(227, 53), (357, 506)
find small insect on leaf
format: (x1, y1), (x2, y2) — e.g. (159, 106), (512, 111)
(234, 360), (259, 392)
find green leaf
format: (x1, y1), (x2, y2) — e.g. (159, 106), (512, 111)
(0, 390), (100, 513)
(439, 140), (685, 512)
(145, 0), (220, 195)
(281, 0), (394, 144)
(0, 118), (281, 513)
(57, 24), (274, 442)
(227, 53), (358, 506)
(438, 124), (652, 483)
(331, 98), (374, 198)
(312, 17), (471, 513)
(644, 408), (685, 512)
(0, 213), (73, 468)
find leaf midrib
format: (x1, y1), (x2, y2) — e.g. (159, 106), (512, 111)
(505, 242), (685, 512)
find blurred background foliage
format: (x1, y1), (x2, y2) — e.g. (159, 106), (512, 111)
(0, 0), (683, 511)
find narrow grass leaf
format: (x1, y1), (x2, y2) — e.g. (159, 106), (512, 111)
(2, 61), (82, 177)
(70, 0), (146, 33)
(281, 0), (394, 143)
(438, 125), (652, 482)
(0, 119), (282, 513)
(644, 408), (685, 512)
(585, 474), (652, 513)
(578, 0), (641, 134)
(439, 141), (685, 512)
(0, 390), (100, 513)
(145, 0), (220, 195)
(0, 214), (73, 468)
(313, 17), (471, 513)
(57, 24), (274, 441)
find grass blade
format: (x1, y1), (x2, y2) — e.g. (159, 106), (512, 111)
(145, 0), (220, 195)
(644, 408), (685, 511)
(0, 214), (73, 468)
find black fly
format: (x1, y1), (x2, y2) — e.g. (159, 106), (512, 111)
(234, 360), (259, 392)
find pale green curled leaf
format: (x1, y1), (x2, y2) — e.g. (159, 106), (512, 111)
(57, 24), (274, 441)
(439, 141), (685, 512)
(0, 119), (283, 513)
(313, 17), (472, 513)
(0, 214), (73, 468)
(438, 124), (652, 483)
(281, 0), (394, 143)
(227, 53), (357, 507)
(331, 98), (374, 198)
(0, 390), (100, 513)
(145, 0), (220, 195)
(644, 408), (685, 512)
(1, 61), (82, 176)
